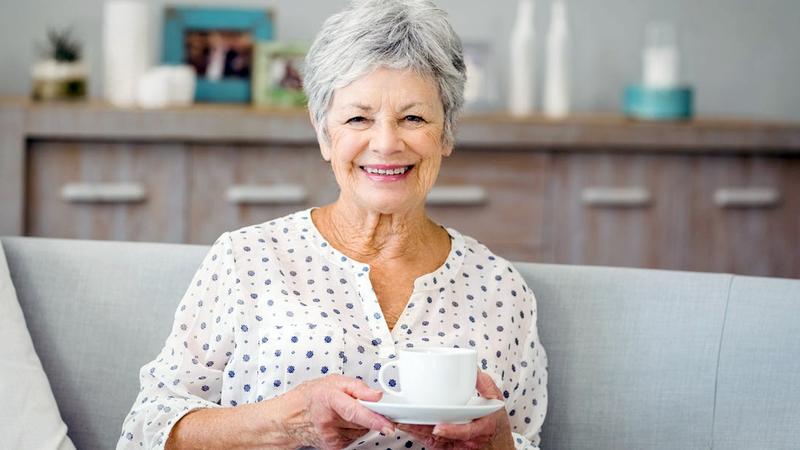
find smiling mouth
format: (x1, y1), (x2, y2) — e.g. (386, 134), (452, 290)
(359, 165), (415, 176)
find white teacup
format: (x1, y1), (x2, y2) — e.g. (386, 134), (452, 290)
(378, 347), (477, 406)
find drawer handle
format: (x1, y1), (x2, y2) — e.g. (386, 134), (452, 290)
(714, 187), (781, 208)
(61, 182), (146, 203)
(581, 187), (652, 208)
(426, 186), (488, 206)
(226, 184), (308, 205)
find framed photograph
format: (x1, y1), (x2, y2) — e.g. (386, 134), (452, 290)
(461, 41), (498, 111)
(252, 42), (308, 108)
(163, 7), (274, 103)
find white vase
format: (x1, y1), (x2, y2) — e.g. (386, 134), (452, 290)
(509, 0), (537, 117)
(543, 0), (570, 119)
(103, 0), (150, 107)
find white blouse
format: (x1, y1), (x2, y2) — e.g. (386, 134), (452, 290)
(118, 208), (548, 449)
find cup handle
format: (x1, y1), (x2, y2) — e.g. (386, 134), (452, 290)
(378, 361), (403, 397)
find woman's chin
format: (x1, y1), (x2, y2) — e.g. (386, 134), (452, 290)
(354, 195), (420, 216)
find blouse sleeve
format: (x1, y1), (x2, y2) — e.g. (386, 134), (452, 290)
(503, 266), (549, 450)
(117, 233), (237, 450)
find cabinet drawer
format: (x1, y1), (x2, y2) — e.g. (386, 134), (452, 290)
(27, 141), (186, 242)
(548, 153), (800, 277)
(187, 144), (338, 244)
(426, 151), (549, 261)
(548, 153), (693, 269)
(687, 156), (799, 277)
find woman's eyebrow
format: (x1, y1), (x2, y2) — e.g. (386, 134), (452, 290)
(399, 102), (424, 112)
(340, 102), (426, 113)
(345, 103), (373, 112)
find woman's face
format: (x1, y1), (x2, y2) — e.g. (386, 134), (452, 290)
(318, 67), (451, 216)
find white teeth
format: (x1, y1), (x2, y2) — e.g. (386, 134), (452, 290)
(364, 166), (410, 175)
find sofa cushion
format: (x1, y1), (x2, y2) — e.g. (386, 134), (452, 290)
(2, 237), (208, 449)
(5, 236), (797, 450)
(712, 275), (800, 449)
(0, 242), (75, 450)
(517, 263), (730, 450)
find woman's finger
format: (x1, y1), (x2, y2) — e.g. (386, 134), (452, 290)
(332, 375), (384, 402)
(334, 417), (371, 430)
(398, 422), (488, 450)
(331, 409), (377, 433)
(433, 414), (496, 441)
(402, 429), (439, 448)
(396, 423), (435, 436)
(329, 390), (395, 434)
(475, 371), (503, 400)
(339, 427), (371, 440)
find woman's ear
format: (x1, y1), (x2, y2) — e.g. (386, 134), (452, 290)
(442, 141), (454, 157)
(319, 139), (332, 162)
(309, 111), (331, 162)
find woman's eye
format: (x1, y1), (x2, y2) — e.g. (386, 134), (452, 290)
(404, 115), (425, 123)
(346, 116), (367, 124)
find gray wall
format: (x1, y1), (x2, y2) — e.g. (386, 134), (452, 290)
(2, 0), (799, 121)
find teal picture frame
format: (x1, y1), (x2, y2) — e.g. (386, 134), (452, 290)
(163, 7), (274, 103)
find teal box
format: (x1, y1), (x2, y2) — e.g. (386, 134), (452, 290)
(623, 84), (694, 120)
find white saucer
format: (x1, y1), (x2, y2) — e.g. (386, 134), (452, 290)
(358, 394), (504, 425)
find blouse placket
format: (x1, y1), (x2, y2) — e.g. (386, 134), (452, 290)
(303, 209), (466, 360)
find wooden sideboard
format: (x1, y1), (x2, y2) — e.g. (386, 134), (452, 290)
(2, 99), (799, 277)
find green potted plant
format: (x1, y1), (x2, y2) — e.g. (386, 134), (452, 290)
(31, 27), (88, 101)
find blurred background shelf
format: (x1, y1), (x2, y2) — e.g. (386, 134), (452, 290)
(2, 98), (799, 277)
(6, 98), (800, 151)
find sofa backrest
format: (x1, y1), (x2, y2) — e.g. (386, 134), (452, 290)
(3, 237), (208, 449)
(522, 263), (729, 449)
(2, 236), (798, 450)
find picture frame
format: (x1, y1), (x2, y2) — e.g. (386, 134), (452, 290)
(163, 6), (274, 103)
(252, 42), (308, 109)
(461, 41), (498, 112)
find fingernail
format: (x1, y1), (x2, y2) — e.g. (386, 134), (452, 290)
(432, 426), (442, 436)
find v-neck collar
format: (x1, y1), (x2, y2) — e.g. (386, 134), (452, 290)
(299, 207), (466, 358)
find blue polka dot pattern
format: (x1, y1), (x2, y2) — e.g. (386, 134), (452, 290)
(118, 208), (547, 449)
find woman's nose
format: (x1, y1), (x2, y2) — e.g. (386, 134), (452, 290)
(370, 120), (403, 155)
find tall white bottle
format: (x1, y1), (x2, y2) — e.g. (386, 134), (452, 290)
(103, 0), (150, 107)
(544, 0), (570, 118)
(509, 0), (536, 117)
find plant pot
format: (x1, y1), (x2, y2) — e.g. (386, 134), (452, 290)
(31, 59), (88, 101)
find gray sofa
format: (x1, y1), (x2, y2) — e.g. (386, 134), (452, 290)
(2, 236), (799, 450)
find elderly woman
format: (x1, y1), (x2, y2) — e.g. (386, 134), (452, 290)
(118, 0), (547, 449)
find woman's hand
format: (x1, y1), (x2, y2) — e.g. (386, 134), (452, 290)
(283, 374), (396, 450)
(397, 371), (516, 450)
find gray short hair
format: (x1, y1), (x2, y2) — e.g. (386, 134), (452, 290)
(304, 0), (466, 147)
